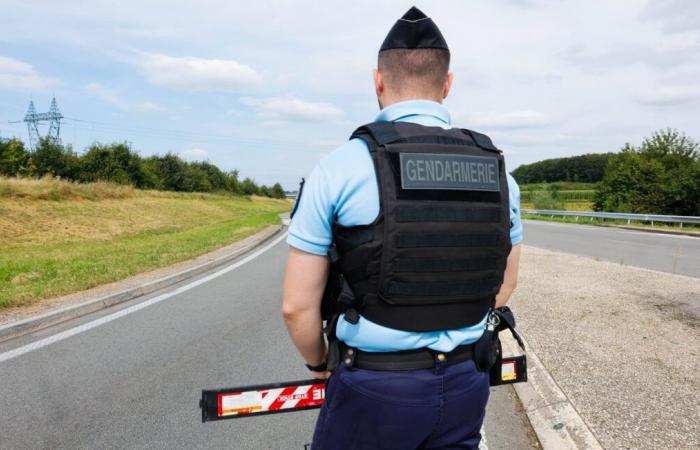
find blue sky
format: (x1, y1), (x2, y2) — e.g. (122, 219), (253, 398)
(1, 0), (699, 189)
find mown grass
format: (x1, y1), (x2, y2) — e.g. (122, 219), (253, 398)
(0, 177), (290, 308)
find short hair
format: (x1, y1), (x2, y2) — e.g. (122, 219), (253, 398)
(377, 48), (450, 96)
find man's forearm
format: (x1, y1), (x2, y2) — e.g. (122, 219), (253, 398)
(494, 282), (516, 308)
(282, 246), (330, 367)
(283, 309), (326, 365)
(494, 244), (521, 309)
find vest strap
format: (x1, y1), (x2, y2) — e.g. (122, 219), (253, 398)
(352, 121), (402, 146)
(461, 129), (500, 152)
(334, 227), (374, 253)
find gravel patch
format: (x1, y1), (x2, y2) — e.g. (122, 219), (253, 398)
(510, 246), (699, 450)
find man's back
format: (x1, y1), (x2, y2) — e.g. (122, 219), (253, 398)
(289, 99), (522, 353)
(282, 7), (523, 449)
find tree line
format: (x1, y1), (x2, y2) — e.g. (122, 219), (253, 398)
(0, 137), (286, 198)
(511, 129), (700, 216)
(593, 129), (699, 216)
(511, 152), (614, 184)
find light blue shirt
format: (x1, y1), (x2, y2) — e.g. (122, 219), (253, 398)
(288, 99), (522, 352)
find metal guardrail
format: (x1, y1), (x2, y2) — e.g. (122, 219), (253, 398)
(522, 209), (700, 226)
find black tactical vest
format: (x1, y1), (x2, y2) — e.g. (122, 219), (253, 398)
(329, 121), (512, 332)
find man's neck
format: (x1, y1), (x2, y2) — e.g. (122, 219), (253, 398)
(380, 95), (443, 109)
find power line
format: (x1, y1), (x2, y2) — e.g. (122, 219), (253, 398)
(62, 118), (313, 149)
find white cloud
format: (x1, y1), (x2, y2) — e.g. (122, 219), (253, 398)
(141, 53), (259, 91)
(86, 82), (127, 109)
(240, 96), (343, 122)
(640, 0), (700, 34)
(179, 148), (208, 161)
(462, 110), (551, 129)
(638, 85), (700, 106)
(0, 56), (49, 90)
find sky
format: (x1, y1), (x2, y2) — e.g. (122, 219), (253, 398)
(1, 0), (699, 189)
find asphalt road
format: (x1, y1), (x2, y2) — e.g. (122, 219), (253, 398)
(523, 220), (700, 278)
(0, 235), (537, 450)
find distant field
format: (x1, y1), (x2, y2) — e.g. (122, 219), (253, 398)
(0, 177), (290, 309)
(519, 182), (596, 205)
(518, 181), (596, 211)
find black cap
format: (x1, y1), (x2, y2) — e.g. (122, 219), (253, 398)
(379, 6), (449, 53)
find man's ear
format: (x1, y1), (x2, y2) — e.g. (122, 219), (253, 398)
(443, 72), (454, 99)
(373, 69), (384, 98)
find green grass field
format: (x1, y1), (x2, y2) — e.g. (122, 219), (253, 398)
(0, 177), (290, 309)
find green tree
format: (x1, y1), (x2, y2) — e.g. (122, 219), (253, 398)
(0, 138), (35, 176)
(80, 142), (148, 186)
(258, 185), (271, 197)
(187, 161), (228, 192)
(143, 153), (194, 192)
(594, 129), (700, 215)
(225, 170), (241, 194)
(32, 138), (80, 179)
(270, 182), (286, 199)
(240, 177), (258, 195)
(512, 153), (614, 184)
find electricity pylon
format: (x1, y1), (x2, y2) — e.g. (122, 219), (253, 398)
(10, 97), (64, 149)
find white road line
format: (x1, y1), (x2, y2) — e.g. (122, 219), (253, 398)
(479, 425), (488, 450)
(0, 233), (288, 364)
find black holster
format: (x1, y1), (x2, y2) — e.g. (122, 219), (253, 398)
(324, 314), (342, 372)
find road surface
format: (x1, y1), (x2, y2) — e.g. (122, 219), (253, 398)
(4, 221), (691, 449)
(523, 220), (700, 278)
(0, 235), (536, 450)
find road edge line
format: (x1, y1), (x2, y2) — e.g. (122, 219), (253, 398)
(501, 335), (604, 450)
(0, 224), (286, 343)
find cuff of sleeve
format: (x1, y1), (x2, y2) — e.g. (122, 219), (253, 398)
(287, 234), (329, 256)
(510, 235), (523, 246)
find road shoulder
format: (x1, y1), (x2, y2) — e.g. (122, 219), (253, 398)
(508, 245), (700, 449)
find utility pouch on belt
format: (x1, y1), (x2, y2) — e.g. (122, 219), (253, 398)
(475, 307), (528, 386)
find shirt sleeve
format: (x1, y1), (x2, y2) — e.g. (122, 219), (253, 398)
(507, 173), (523, 245)
(287, 162), (334, 256)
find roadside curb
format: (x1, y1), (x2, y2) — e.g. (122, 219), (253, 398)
(501, 335), (603, 450)
(0, 224), (286, 344)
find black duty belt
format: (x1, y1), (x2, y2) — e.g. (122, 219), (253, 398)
(340, 343), (475, 371)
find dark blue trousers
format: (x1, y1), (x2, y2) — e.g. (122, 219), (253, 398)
(311, 358), (489, 449)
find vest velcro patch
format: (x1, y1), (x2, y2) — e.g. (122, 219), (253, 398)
(399, 153), (500, 191)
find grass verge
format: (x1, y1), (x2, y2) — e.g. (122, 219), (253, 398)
(0, 177), (290, 309)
